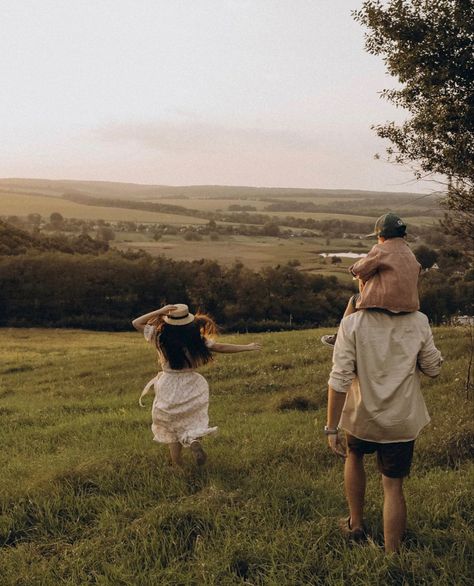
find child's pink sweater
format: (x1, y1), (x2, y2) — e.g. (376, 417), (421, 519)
(349, 238), (421, 313)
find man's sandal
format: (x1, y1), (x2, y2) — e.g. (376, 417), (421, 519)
(338, 517), (367, 543)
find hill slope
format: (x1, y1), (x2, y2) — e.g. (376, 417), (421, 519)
(0, 327), (472, 584)
(0, 177), (428, 200)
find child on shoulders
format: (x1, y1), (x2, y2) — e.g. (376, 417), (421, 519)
(321, 213), (421, 346)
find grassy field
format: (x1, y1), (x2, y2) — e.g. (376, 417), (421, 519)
(0, 326), (472, 585)
(0, 193), (207, 225)
(117, 234), (364, 277)
(0, 181), (441, 230)
(0, 191), (438, 229)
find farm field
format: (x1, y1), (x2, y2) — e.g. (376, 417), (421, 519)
(0, 193), (208, 225)
(117, 234), (364, 278)
(0, 327), (472, 585)
(0, 179), (442, 229)
(0, 190), (439, 229)
(0, 180), (443, 277)
(152, 197), (271, 211)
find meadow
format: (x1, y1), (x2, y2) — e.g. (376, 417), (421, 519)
(0, 180), (443, 274)
(0, 193), (207, 225)
(116, 234), (361, 278)
(0, 326), (472, 585)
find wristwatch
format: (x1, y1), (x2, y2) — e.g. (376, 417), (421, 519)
(324, 425), (338, 435)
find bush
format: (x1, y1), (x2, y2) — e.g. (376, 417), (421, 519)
(183, 231), (202, 241)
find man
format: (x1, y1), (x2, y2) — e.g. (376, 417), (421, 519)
(325, 215), (442, 553)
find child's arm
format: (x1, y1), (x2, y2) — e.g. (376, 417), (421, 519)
(210, 342), (261, 353)
(131, 305), (177, 332)
(349, 245), (381, 283)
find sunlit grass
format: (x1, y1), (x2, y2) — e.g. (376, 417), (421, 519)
(0, 326), (472, 584)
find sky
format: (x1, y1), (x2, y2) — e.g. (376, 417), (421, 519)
(0, 0), (423, 192)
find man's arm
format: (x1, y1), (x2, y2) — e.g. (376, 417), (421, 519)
(417, 322), (443, 377)
(326, 386), (347, 457)
(326, 318), (356, 457)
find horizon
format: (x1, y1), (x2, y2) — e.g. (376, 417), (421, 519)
(0, 176), (429, 196)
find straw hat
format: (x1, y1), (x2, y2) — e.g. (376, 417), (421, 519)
(163, 303), (195, 326)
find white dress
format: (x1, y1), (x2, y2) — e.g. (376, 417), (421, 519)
(140, 325), (218, 447)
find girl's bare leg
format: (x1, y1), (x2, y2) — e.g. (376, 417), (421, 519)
(168, 442), (183, 467)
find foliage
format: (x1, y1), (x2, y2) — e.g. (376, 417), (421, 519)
(0, 220), (108, 256)
(414, 244), (438, 269)
(49, 211), (64, 228)
(183, 230), (203, 241)
(354, 0), (474, 241)
(0, 252), (353, 331)
(0, 327), (472, 584)
(96, 226), (115, 242)
(419, 270), (473, 324)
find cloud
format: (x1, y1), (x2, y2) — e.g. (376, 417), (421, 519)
(95, 120), (320, 154)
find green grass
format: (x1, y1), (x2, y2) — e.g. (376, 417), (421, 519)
(0, 327), (473, 585)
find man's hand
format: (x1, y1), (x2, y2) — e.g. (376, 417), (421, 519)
(328, 432), (346, 458)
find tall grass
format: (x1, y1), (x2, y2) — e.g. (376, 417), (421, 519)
(0, 327), (472, 585)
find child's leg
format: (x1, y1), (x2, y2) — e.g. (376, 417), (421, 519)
(343, 295), (358, 317)
(322, 280), (364, 346)
(168, 442), (183, 467)
(343, 280), (364, 318)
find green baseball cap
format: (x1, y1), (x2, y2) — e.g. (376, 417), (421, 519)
(366, 212), (407, 238)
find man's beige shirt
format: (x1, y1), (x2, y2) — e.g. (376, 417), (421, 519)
(328, 310), (442, 443)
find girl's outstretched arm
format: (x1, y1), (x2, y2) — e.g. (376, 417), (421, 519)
(210, 342), (261, 353)
(131, 305), (177, 332)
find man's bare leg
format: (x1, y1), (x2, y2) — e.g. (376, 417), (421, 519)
(168, 442), (183, 468)
(344, 450), (366, 530)
(382, 475), (406, 552)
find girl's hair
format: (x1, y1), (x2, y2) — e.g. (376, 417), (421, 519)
(148, 313), (218, 370)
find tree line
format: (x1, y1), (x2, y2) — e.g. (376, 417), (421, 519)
(0, 220), (471, 330)
(0, 252), (353, 331)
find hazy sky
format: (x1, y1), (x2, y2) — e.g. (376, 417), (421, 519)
(0, 0), (422, 191)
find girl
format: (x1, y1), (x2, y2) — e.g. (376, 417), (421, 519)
(132, 304), (261, 468)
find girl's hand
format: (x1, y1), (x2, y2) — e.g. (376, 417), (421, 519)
(247, 343), (262, 351)
(158, 305), (177, 315)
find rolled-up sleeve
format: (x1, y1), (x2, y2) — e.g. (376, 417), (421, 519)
(328, 319), (357, 393)
(349, 245), (381, 283)
(417, 326), (443, 377)
(143, 324), (156, 343)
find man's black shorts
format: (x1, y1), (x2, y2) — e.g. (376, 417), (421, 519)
(346, 433), (415, 478)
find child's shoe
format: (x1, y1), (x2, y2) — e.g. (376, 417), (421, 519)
(321, 334), (337, 347)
